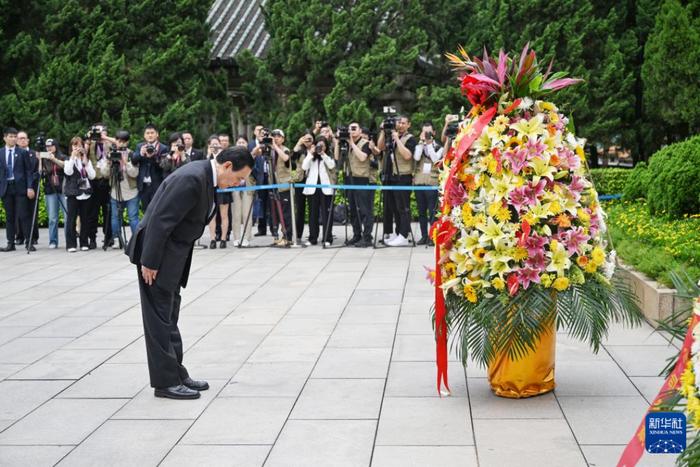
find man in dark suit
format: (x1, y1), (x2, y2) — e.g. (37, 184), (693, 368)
(131, 123), (169, 212)
(15, 131), (40, 247)
(127, 146), (254, 399)
(0, 127), (35, 252)
(182, 131), (204, 161)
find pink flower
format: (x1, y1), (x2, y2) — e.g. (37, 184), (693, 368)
(525, 251), (547, 272)
(504, 148), (528, 174)
(529, 179), (546, 198)
(567, 176), (586, 201)
(526, 139), (546, 159)
(446, 180), (468, 207)
(561, 227), (589, 256)
(508, 186), (530, 212)
(516, 267), (541, 290)
(558, 147), (580, 170)
(424, 266), (436, 285)
(524, 234), (548, 257)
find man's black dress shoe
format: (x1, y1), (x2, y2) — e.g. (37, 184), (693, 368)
(254, 232), (266, 237)
(416, 237), (427, 246)
(182, 377), (209, 391)
(88, 239), (97, 250)
(154, 384), (200, 399)
(26, 243), (36, 252)
(0, 244), (16, 252)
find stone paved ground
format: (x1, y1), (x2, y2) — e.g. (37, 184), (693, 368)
(0, 227), (680, 466)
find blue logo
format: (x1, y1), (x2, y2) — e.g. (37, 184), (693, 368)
(645, 412), (686, 454)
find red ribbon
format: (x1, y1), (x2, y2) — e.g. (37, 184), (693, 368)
(617, 311), (700, 466)
(433, 106), (497, 395)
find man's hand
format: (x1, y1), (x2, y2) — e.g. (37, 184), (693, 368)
(27, 189), (35, 200)
(392, 130), (400, 142)
(141, 266), (158, 286)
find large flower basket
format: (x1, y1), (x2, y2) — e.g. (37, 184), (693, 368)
(430, 46), (642, 398)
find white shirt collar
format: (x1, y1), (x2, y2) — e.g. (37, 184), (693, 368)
(210, 159), (217, 188)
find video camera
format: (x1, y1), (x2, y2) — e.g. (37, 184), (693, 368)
(35, 134), (47, 152)
(382, 106), (397, 131)
(445, 121), (459, 139)
(261, 128), (273, 146)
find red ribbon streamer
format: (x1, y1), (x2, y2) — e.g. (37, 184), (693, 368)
(617, 312), (700, 466)
(433, 106), (497, 395)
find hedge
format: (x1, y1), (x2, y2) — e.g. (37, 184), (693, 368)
(589, 168), (631, 195)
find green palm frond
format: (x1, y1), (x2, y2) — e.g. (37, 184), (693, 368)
(438, 274), (642, 367)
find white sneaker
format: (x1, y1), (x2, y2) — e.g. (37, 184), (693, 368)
(387, 234), (409, 247)
(304, 241), (313, 246)
(241, 239), (250, 247)
(323, 242), (332, 247)
(112, 242), (121, 250)
(48, 243), (57, 249)
(68, 247), (77, 253)
(80, 246), (89, 251)
(383, 233), (397, 243)
(232, 239), (240, 247)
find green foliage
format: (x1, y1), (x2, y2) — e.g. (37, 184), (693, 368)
(642, 0), (700, 139)
(606, 200), (700, 287)
(622, 161), (651, 200)
(589, 168), (630, 195)
(645, 135), (700, 218)
(0, 0), (229, 148)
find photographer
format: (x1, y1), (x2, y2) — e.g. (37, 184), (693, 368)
(99, 131), (139, 249)
(132, 123), (168, 211)
(441, 114), (460, 146)
(291, 131), (314, 244)
(64, 136), (96, 252)
(413, 122), (443, 246)
(335, 122), (374, 248)
(302, 136), (335, 246)
(377, 114), (416, 247)
(160, 132), (190, 177)
(251, 128), (278, 238)
(270, 129), (292, 245)
(205, 135), (230, 248)
(41, 139), (68, 249)
(86, 123), (114, 249)
(231, 136), (254, 246)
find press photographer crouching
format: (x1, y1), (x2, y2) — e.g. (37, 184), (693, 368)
(64, 136), (96, 252)
(99, 130), (139, 249)
(336, 122), (375, 248)
(413, 121), (444, 246)
(377, 113), (417, 247)
(41, 139), (68, 249)
(302, 136), (336, 246)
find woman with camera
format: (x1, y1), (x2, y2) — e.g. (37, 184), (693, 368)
(205, 135), (230, 249)
(160, 132), (190, 178)
(63, 136), (97, 252)
(301, 136), (335, 246)
(42, 139), (68, 249)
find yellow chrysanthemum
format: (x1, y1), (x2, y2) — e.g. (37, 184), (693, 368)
(680, 362), (695, 398)
(463, 285), (477, 303)
(492, 277), (505, 290)
(577, 208), (591, 225)
(540, 274), (553, 288)
(584, 262), (598, 273)
(548, 201), (563, 216)
(591, 246), (606, 266)
(552, 276), (570, 291)
(495, 207), (512, 222)
(487, 202), (501, 217)
(512, 247), (528, 261)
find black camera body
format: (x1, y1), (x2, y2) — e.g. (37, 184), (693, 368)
(109, 148), (123, 162)
(337, 126), (350, 140)
(176, 143), (185, 152)
(35, 135), (47, 152)
(445, 121), (459, 139)
(89, 126), (103, 142)
(145, 144), (156, 155)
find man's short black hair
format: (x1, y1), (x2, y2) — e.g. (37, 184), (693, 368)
(218, 132), (230, 139)
(216, 146), (254, 170)
(144, 123), (158, 132)
(4, 127), (18, 136)
(422, 121), (434, 129)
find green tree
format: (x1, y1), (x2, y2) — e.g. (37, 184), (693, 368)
(642, 0), (700, 142)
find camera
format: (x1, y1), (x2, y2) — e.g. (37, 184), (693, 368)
(109, 148), (123, 162)
(145, 144), (156, 155)
(35, 134), (47, 152)
(261, 128), (273, 146)
(89, 126), (103, 142)
(176, 143), (185, 152)
(445, 121), (459, 139)
(382, 106), (397, 131)
(337, 126), (349, 140)
(425, 131), (434, 141)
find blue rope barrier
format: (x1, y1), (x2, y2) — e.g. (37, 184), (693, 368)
(599, 194), (622, 200)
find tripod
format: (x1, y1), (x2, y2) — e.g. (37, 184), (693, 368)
(264, 147), (291, 247)
(104, 156), (130, 251)
(28, 153), (69, 254)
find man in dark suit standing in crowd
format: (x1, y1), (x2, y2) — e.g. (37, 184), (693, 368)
(0, 127), (35, 252)
(182, 131), (204, 161)
(127, 147), (254, 399)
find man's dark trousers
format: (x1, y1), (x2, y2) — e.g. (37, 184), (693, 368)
(2, 182), (31, 245)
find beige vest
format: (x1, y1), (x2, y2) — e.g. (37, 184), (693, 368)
(393, 133), (415, 177)
(274, 147), (292, 191)
(413, 147), (440, 186)
(348, 137), (371, 179)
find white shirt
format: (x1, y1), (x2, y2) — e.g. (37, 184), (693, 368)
(302, 152), (335, 195)
(5, 146), (16, 180)
(209, 159), (218, 218)
(413, 142), (444, 163)
(64, 158), (96, 200)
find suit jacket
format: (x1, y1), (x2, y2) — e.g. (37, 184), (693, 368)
(131, 141), (168, 192)
(127, 160), (217, 292)
(188, 148), (205, 161)
(0, 146), (33, 197)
